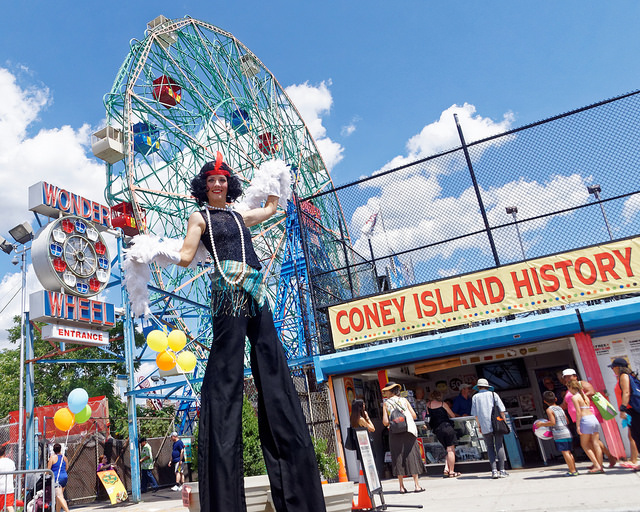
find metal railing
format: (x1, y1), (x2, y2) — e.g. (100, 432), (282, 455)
(0, 468), (55, 512)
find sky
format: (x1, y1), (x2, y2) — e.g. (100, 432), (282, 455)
(1, 1), (640, 347)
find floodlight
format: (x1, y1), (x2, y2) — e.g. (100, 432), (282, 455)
(0, 236), (13, 255)
(8, 222), (34, 245)
(587, 184), (602, 196)
(505, 206), (518, 215)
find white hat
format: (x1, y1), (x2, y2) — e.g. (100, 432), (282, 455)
(561, 369), (577, 377)
(171, 431), (178, 437)
(473, 378), (494, 391)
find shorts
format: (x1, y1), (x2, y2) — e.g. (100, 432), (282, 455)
(579, 415), (600, 435)
(0, 493), (14, 508)
(434, 423), (457, 448)
(173, 461), (183, 474)
(554, 439), (572, 452)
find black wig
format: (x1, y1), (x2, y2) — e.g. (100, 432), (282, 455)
(191, 161), (243, 206)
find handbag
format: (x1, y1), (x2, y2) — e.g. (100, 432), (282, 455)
(490, 393), (510, 435)
(628, 373), (640, 412)
(388, 399), (408, 434)
(344, 427), (358, 451)
(591, 392), (617, 420)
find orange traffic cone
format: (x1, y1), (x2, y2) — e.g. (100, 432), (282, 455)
(352, 468), (373, 510)
(338, 456), (348, 482)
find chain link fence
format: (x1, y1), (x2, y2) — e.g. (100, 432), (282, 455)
(300, 89), (640, 351)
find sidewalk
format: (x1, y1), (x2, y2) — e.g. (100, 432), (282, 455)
(75, 462), (640, 512)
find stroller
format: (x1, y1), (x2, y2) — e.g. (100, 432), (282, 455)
(24, 475), (53, 512)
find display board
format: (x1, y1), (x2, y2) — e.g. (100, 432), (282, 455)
(356, 429), (381, 493)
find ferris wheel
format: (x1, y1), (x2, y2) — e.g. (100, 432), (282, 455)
(92, 15), (350, 411)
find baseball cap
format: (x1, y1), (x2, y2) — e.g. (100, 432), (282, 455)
(562, 369), (577, 377)
(459, 384), (471, 389)
(608, 357), (629, 368)
(171, 431), (178, 437)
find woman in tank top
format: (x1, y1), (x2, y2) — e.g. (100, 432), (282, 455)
(568, 380), (604, 473)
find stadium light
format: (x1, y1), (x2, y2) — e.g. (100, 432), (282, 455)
(506, 206), (526, 261)
(587, 185), (613, 241)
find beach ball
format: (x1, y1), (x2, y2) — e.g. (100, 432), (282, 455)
(168, 330), (187, 352)
(533, 419), (553, 440)
(54, 408), (75, 431)
(176, 351), (197, 373)
(156, 350), (176, 371)
(147, 330), (168, 352)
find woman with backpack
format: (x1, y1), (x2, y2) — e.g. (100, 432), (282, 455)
(610, 357), (640, 454)
(382, 382), (425, 493)
(471, 378), (508, 479)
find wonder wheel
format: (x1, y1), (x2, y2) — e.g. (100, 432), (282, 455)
(93, 15), (350, 425)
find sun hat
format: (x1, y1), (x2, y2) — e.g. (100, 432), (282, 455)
(562, 368), (577, 377)
(473, 378), (494, 391)
(382, 382), (401, 392)
(608, 357), (629, 368)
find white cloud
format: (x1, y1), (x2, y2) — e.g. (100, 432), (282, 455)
(285, 80), (344, 170)
(0, 67), (106, 237)
(341, 115), (360, 137)
(622, 195), (640, 223)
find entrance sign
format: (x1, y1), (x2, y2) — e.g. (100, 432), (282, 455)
(329, 237), (640, 349)
(42, 324), (109, 346)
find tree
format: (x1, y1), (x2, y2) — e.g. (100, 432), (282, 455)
(2, 315), (145, 425)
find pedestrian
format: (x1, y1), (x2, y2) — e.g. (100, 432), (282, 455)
(536, 391), (578, 476)
(413, 387), (427, 421)
(169, 432), (185, 491)
(427, 390), (460, 478)
(561, 368), (617, 468)
(140, 437), (159, 493)
(47, 443), (70, 512)
(125, 154), (326, 512)
(96, 454), (114, 473)
(0, 444), (16, 512)
(470, 378), (508, 479)
(609, 357), (640, 463)
(381, 382), (425, 493)
(567, 380), (604, 473)
(452, 383), (473, 417)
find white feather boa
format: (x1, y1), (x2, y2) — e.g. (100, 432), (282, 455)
(236, 159), (292, 211)
(122, 235), (209, 318)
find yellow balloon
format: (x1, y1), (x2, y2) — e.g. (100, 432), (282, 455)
(177, 351), (197, 373)
(168, 330), (187, 352)
(54, 408), (75, 431)
(147, 330), (168, 352)
(156, 350), (176, 371)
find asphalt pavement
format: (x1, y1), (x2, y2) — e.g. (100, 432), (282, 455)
(75, 461), (640, 512)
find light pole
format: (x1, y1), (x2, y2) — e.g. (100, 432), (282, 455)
(506, 206), (526, 260)
(587, 185), (613, 241)
(1, 221), (34, 477)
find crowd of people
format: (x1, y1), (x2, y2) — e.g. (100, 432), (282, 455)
(347, 359), (640, 492)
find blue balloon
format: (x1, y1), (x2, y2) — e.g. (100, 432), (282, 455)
(68, 388), (89, 414)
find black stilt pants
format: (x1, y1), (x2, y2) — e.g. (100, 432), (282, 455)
(198, 304), (326, 512)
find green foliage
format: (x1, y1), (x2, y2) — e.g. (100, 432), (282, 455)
(242, 396), (266, 476)
(1, 316), (145, 424)
(312, 436), (339, 481)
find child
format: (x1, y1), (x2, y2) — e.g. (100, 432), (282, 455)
(538, 391), (578, 476)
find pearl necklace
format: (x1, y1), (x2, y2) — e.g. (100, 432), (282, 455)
(205, 205), (247, 286)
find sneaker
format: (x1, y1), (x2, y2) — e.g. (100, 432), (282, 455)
(564, 471), (579, 477)
(171, 485), (180, 491)
(178, 485), (183, 491)
(491, 470), (499, 479)
(499, 470), (509, 478)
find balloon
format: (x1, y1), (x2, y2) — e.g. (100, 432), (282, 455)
(533, 419), (553, 440)
(75, 404), (92, 424)
(54, 408), (75, 431)
(67, 388), (89, 414)
(147, 330), (168, 352)
(176, 351), (197, 373)
(168, 330), (187, 352)
(156, 351), (176, 371)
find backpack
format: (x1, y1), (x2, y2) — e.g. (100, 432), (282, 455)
(629, 373), (640, 412)
(388, 400), (408, 434)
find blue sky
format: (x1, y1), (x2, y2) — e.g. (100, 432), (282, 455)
(1, 1), (640, 344)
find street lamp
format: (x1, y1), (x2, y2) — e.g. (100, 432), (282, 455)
(506, 206), (526, 260)
(587, 185), (613, 241)
(2, 221), (34, 476)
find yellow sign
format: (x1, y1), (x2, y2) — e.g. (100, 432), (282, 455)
(329, 238), (640, 349)
(98, 470), (128, 505)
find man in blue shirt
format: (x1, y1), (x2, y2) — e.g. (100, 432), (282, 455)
(452, 384), (473, 416)
(169, 432), (185, 491)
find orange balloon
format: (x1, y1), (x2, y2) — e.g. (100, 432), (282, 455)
(156, 351), (176, 371)
(54, 408), (75, 431)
